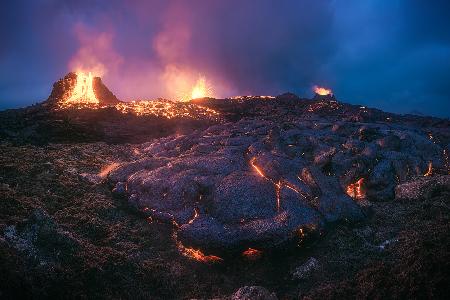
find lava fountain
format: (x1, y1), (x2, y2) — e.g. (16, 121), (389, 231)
(66, 71), (99, 105)
(190, 76), (214, 100)
(313, 85), (333, 96)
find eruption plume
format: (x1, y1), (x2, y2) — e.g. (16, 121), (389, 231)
(191, 76), (214, 99)
(313, 85), (333, 96)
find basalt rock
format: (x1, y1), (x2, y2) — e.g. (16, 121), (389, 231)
(3, 209), (79, 265)
(395, 175), (450, 200)
(108, 97), (449, 256)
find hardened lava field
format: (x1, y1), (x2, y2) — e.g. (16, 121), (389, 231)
(0, 73), (449, 299)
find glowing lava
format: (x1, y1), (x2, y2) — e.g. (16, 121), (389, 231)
(187, 208), (199, 225)
(250, 157), (307, 211)
(65, 72), (99, 106)
(250, 157), (269, 179)
(114, 100), (220, 120)
(242, 248), (263, 260)
(346, 178), (365, 199)
(424, 161), (433, 176)
(172, 221), (222, 263)
(175, 236), (223, 263)
(313, 85), (333, 96)
(190, 76), (213, 99)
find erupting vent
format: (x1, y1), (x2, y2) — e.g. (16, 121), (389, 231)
(46, 72), (221, 120)
(46, 71), (120, 109)
(190, 76), (213, 100)
(314, 85), (333, 96)
(65, 72), (99, 106)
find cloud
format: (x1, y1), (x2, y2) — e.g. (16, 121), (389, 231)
(1, 0), (449, 117)
(68, 23), (124, 77)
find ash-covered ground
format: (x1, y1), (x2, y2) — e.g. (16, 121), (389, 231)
(1, 75), (449, 299)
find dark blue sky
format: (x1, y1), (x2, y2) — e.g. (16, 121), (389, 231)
(1, 0), (449, 117)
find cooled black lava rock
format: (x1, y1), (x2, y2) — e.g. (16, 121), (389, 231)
(395, 175), (450, 200)
(108, 97), (449, 255)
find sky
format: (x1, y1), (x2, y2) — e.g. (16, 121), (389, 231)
(0, 0), (449, 117)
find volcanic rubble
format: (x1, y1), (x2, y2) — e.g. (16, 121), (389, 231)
(0, 73), (449, 299)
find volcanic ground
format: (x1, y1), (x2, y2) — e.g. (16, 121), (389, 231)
(0, 73), (449, 299)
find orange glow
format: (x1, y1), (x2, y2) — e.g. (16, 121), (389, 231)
(250, 157), (311, 211)
(346, 178), (365, 199)
(187, 208), (199, 224)
(424, 161), (433, 176)
(58, 95), (221, 119)
(285, 182), (310, 200)
(160, 65), (217, 101)
(313, 85), (333, 96)
(181, 247), (222, 263)
(172, 229), (222, 263)
(242, 248), (263, 260)
(98, 162), (120, 178)
(250, 157), (268, 179)
(190, 76), (213, 99)
(230, 95), (275, 101)
(114, 100), (220, 120)
(250, 157), (279, 210)
(64, 71), (99, 107)
(176, 238), (223, 263)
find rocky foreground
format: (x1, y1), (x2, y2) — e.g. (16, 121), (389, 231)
(1, 75), (449, 298)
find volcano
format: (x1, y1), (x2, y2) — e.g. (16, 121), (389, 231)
(44, 72), (120, 108)
(1, 73), (449, 299)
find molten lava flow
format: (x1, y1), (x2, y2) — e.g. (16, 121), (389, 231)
(242, 248), (263, 260)
(180, 246), (223, 263)
(175, 236), (223, 263)
(313, 85), (333, 96)
(424, 161), (433, 176)
(250, 157), (269, 179)
(346, 178), (365, 199)
(172, 229), (222, 263)
(285, 182), (310, 200)
(190, 76), (213, 100)
(250, 157), (280, 210)
(187, 208), (199, 224)
(114, 100), (220, 120)
(65, 72), (99, 106)
(250, 157), (313, 211)
(230, 95), (275, 101)
(250, 157), (308, 211)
